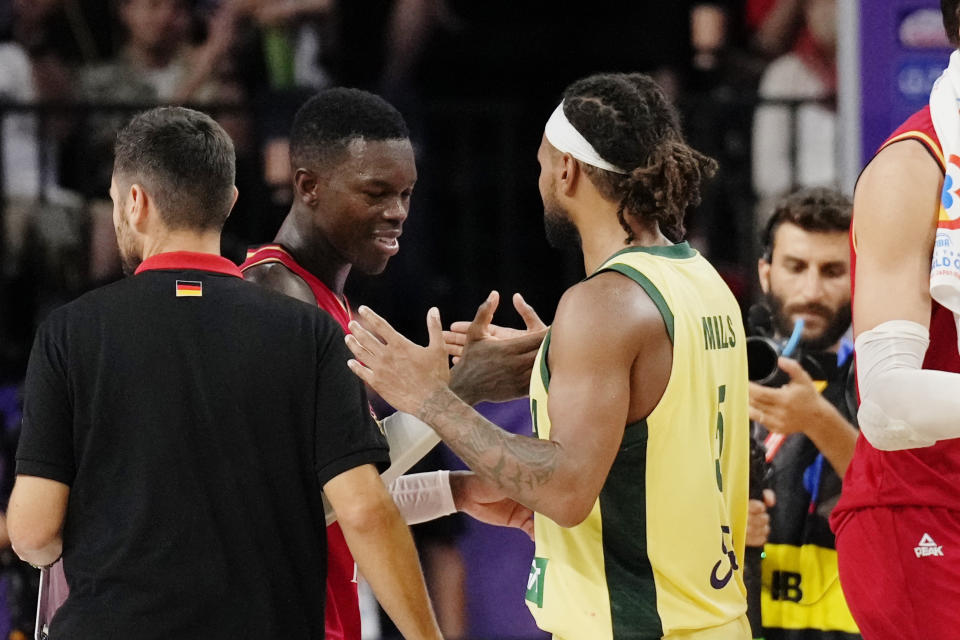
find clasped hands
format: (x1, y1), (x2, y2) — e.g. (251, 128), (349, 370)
(343, 291), (547, 536)
(345, 291), (547, 414)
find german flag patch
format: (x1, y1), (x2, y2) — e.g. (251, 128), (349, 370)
(175, 280), (203, 297)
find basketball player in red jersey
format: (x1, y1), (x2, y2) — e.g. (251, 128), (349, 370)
(242, 88), (542, 640)
(828, 3), (960, 636)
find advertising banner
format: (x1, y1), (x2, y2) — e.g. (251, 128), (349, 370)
(859, 1), (952, 160)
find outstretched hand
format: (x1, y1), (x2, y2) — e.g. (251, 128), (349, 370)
(346, 306), (450, 416)
(450, 471), (534, 540)
(444, 291), (546, 362)
(446, 291), (548, 405)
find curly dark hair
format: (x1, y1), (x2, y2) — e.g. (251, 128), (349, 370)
(944, 0), (960, 46)
(760, 187), (852, 261)
(561, 72), (717, 243)
(290, 87), (409, 170)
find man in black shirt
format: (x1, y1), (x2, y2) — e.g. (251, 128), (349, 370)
(6, 107), (442, 640)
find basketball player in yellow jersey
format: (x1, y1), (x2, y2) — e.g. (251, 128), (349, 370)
(343, 72), (751, 640)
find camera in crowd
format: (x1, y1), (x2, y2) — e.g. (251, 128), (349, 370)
(745, 304), (835, 387)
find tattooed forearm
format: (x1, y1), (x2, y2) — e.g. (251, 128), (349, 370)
(417, 387), (561, 512)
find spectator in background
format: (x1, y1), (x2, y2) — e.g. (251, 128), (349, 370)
(747, 188), (860, 639)
(9, 0), (115, 64)
(752, 0), (836, 203)
(0, 8), (88, 380)
(79, 0), (244, 190)
(747, 0), (807, 59)
(0, 41), (48, 203)
(0, 37), (83, 262)
(233, 0), (334, 204)
(73, 0), (248, 278)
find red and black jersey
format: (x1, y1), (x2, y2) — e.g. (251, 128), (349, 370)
(833, 106), (960, 521)
(242, 245), (352, 331)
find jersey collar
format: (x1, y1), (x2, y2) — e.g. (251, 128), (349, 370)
(135, 251), (243, 278)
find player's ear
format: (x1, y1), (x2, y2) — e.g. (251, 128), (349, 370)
(294, 168), (319, 206)
(758, 258), (771, 295)
(559, 154), (580, 197)
(224, 186), (239, 221)
(128, 183), (150, 232)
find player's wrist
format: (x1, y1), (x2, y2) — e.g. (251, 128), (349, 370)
(447, 374), (477, 406)
(449, 470), (474, 511)
(415, 384), (459, 426)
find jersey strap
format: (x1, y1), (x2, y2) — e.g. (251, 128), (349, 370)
(241, 245), (352, 331)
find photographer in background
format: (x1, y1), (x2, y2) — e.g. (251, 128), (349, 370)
(748, 187), (860, 639)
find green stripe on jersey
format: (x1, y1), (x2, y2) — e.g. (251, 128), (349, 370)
(603, 242), (697, 262)
(599, 418), (663, 639)
(539, 329), (553, 391)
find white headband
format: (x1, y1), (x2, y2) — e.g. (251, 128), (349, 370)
(543, 101), (627, 174)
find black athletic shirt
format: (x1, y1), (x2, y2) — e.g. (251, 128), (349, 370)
(16, 251), (389, 639)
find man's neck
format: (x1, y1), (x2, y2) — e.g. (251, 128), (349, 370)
(578, 211), (672, 275)
(273, 208), (352, 296)
(142, 230), (221, 260)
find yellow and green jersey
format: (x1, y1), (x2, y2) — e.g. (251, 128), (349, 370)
(525, 243), (750, 640)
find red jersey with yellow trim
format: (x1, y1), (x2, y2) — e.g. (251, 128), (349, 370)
(832, 106), (960, 522)
(240, 244), (359, 640)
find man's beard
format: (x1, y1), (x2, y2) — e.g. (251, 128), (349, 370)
(767, 292), (852, 352)
(116, 222), (142, 276)
(543, 203), (581, 250)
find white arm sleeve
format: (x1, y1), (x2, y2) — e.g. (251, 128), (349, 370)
(855, 319), (960, 450)
(388, 471), (457, 525)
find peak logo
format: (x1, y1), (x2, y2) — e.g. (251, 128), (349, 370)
(915, 533), (944, 558)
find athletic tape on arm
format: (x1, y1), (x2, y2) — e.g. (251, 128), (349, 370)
(324, 411), (442, 525)
(855, 319), (960, 450)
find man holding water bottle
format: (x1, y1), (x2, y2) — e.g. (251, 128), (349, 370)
(747, 187), (860, 640)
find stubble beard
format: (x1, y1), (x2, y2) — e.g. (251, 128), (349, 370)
(116, 222), (142, 277)
(543, 201), (581, 251)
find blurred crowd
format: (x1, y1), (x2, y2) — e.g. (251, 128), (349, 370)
(0, 1), (840, 638)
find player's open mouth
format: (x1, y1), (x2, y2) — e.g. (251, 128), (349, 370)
(374, 231), (401, 254)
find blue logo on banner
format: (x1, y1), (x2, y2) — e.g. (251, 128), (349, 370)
(898, 61), (944, 101)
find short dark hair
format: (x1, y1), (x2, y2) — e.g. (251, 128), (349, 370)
(944, 0), (960, 46)
(113, 107), (235, 231)
(561, 72), (717, 242)
(761, 187), (852, 261)
(289, 87), (409, 170)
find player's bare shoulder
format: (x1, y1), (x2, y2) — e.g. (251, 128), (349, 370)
(855, 139), (942, 257)
(861, 138), (943, 193)
(244, 262), (316, 306)
(857, 139), (943, 230)
(553, 271), (668, 354)
(550, 271), (672, 421)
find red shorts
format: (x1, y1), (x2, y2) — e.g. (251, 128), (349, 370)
(834, 506), (960, 639)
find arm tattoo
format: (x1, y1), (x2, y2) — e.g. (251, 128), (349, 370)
(418, 387), (560, 512)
